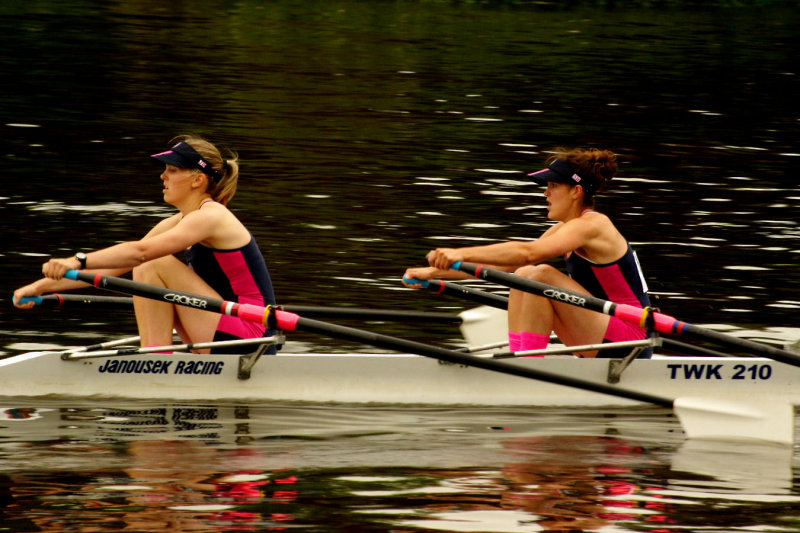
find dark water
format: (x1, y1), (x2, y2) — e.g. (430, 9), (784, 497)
(1, 1), (800, 531)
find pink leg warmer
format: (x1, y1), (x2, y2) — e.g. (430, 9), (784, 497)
(508, 331), (521, 352)
(519, 331), (549, 357)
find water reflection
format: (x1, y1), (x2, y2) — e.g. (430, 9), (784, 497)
(671, 439), (793, 495)
(0, 445), (298, 532)
(355, 435), (800, 532)
(499, 436), (660, 532)
(2, 402), (799, 531)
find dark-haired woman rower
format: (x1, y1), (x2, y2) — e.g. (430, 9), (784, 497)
(403, 147), (651, 358)
(14, 136), (276, 354)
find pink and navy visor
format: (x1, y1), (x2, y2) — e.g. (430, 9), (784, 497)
(527, 159), (590, 191)
(151, 141), (223, 182)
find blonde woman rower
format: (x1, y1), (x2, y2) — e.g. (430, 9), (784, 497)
(14, 136), (276, 354)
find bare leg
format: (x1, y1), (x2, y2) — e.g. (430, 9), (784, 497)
(507, 264), (610, 357)
(132, 255), (222, 353)
(508, 265), (556, 336)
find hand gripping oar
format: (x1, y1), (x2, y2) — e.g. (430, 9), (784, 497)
(63, 269), (795, 444)
(451, 261), (800, 367)
(403, 276), (509, 309)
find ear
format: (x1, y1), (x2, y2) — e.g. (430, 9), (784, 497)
(191, 173), (208, 189)
(572, 185), (584, 200)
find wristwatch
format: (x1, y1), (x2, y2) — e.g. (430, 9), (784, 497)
(75, 252), (87, 270)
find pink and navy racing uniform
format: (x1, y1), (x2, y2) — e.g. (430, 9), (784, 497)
(565, 244), (652, 358)
(186, 235), (277, 354)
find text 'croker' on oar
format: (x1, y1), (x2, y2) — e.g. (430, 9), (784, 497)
(62, 269), (796, 445)
(451, 261), (800, 368)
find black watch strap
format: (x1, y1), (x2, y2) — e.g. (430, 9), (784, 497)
(75, 252), (87, 269)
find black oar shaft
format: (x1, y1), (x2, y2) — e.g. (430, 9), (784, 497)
(29, 293), (461, 324)
(660, 338), (729, 358)
(69, 270), (231, 312)
(25, 294), (134, 308)
(680, 323), (800, 366)
(287, 313), (673, 408)
(457, 262), (615, 315)
(421, 279), (509, 310)
(282, 305), (460, 323)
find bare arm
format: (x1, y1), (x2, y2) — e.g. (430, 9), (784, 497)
(426, 218), (600, 270)
(402, 264), (503, 287)
(40, 211), (219, 279)
(13, 212), (210, 308)
(12, 266), (133, 308)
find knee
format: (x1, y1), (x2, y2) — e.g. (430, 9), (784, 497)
(132, 255), (172, 282)
(514, 264), (559, 283)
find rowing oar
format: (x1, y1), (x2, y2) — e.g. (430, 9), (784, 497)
(17, 294), (462, 324)
(403, 276), (730, 358)
(401, 276), (509, 308)
(451, 261), (800, 367)
(60, 269), (795, 444)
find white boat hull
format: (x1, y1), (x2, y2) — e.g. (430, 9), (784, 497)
(2, 350), (799, 407)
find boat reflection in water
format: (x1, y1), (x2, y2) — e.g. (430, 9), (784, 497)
(1, 403), (796, 531)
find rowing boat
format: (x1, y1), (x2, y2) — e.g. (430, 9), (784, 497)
(3, 340), (798, 407)
(10, 270), (800, 444)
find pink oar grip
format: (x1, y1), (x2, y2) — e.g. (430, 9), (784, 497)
(232, 304), (300, 330)
(236, 303), (272, 326)
(275, 309), (300, 331)
(612, 303), (647, 326)
(614, 303), (684, 334)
